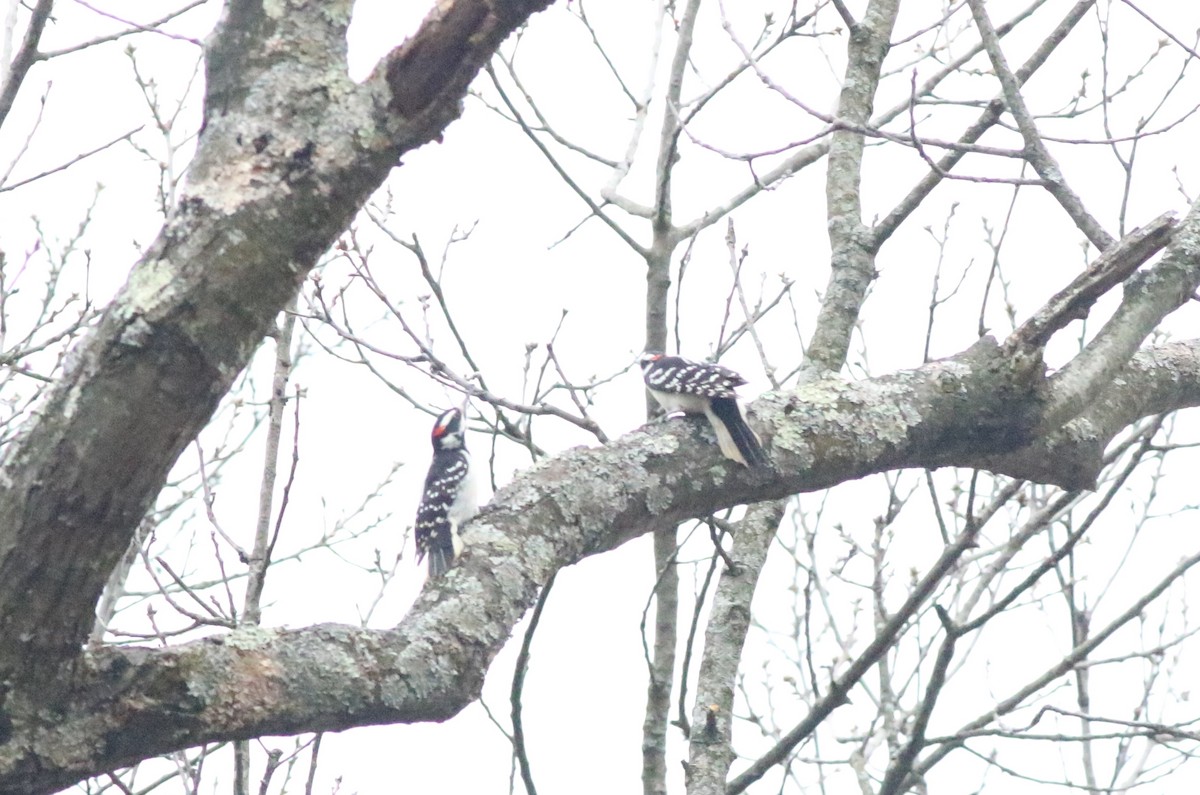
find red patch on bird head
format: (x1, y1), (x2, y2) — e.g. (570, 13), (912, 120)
(433, 409), (459, 438)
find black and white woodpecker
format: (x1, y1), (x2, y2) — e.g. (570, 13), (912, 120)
(415, 406), (478, 578)
(639, 352), (769, 469)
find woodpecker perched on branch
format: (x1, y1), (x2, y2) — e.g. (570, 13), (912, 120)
(415, 406), (478, 578)
(639, 352), (769, 469)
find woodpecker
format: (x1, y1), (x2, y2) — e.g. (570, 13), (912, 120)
(639, 352), (769, 469)
(415, 407), (478, 578)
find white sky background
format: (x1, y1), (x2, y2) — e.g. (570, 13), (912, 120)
(2, 0), (1200, 793)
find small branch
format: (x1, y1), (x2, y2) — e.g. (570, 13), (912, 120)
(244, 302), (298, 627)
(651, 0), (701, 238)
(967, 0), (1114, 251)
(484, 65), (648, 258)
(256, 748), (283, 795)
(643, 525), (681, 795)
(1043, 199), (1200, 432)
(872, 0), (1095, 250)
(89, 519), (154, 647)
(512, 573), (556, 795)
(724, 220), (777, 388)
(545, 341), (609, 443)
(727, 481), (1024, 793)
(1004, 212), (1176, 354)
(913, 543), (1200, 780)
(907, 72), (1043, 187)
(38, 0), (207, 58)
(830, 0), (857, 29)
(149, 556), (234, 627)
(0, 0), (52, 129)
(1117, 0), (1200, 63)
(304, 734), (323, 795)
(685, 502), (787, 795)
(876, 605), (959, 795)
(0, 126), (142, 193)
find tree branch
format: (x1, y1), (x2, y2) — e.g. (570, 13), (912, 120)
(1043, 199), (1200, 431)
(872, 0), (1096, 250)
(1004, 212), (1176, 354)
(967, 0), (1114, 250)
(0, 0), (52, 129)
(727, 480), (1022, 794)
(805, 0), (900, 374)
(7, 320), (1200, 789)
(0, 0), (553, 729)
(684, 501), (787, 795)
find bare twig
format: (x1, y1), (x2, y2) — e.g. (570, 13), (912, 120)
(512, 573), (556, 795)
(728, 480), (1024, 793)
(967, 0), (1114, 250)
(0, 0), (51, 129)
(51, 0), (205, 51)
(244, 303), (298, 627)
(1004, 212), (1176, 354)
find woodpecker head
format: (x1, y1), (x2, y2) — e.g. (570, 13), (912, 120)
(639, 351), (664, 374)
(431, 407), (465, 452)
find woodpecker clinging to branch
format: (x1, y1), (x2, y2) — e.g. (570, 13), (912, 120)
(415, 406), (478, 578)
(639, 352), (769, 469)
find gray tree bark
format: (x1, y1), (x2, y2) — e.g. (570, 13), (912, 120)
(5, 317), (1200, 790)
(0, 0), (552, 790)
(0, 1), (1199, 793)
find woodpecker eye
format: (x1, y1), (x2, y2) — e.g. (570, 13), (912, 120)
(640, 352), (664, 366)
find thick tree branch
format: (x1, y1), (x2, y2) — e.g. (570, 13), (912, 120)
(0, 0), (552, 744)
(1043, 199), (1200, 431)
(978, 338), (1200, 489)
(0, 3), (1198, 790)
(381, 0), (550, 118)
(7, 322), (1200, 789)
(806, 0), (900, 374)
(684, 502), (787, 795)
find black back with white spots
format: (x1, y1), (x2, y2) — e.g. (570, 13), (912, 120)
(415, 408), (474, 577)
(639, 353), (747, 399)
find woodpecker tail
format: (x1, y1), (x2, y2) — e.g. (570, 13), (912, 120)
(705, 397), (769, 469)
(427, 544), (454, 578)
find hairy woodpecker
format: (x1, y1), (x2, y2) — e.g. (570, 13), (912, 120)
(415, 407), (478, 578)
(639, 352), (769, 469)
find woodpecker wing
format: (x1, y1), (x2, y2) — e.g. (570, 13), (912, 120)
(641, 354), (747, 400)
(415, 448), (470, 576)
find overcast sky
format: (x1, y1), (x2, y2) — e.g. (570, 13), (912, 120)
(4, 1), (1200, 793)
